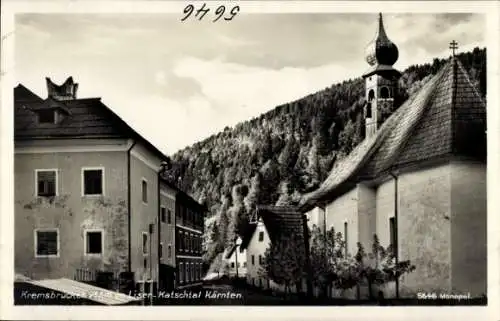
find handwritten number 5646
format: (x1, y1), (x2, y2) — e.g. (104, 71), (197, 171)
(182, 4), (240, 22)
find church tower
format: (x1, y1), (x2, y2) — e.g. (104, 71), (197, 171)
(363, 13), (401, 138)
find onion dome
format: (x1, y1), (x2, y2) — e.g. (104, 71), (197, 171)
(365, 13), (399, 66)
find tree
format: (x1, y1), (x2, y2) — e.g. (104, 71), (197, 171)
(260, 233), (307, 296)
(309, 226), (362, 297)
(354, 234), (416, 300)
(244, 173), (261, 214)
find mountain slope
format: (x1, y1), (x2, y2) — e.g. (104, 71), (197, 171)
(164, 47), (486, 266)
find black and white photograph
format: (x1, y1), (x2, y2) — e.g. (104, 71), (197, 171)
(0, 0), (498, 320)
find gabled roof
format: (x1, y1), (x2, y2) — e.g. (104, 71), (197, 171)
(300, 58), (486, 212)
(224, 244), (238, 259)
(239, 223), (257, 250)
(14, 84), (44, 104)
(255, 205), (304, 244)
(14, 83), (169, 162)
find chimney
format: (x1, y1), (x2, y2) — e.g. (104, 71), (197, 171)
(46, 76), (78, 101)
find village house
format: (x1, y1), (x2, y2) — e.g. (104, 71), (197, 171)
(174, 189), (205, 288)
(223, 236), (247, 278)
(14, 77), (172, 295)
(300, 13), (487, 299)
(242, 206), (306, 293)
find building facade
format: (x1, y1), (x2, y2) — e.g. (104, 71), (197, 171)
(224, 237), (247, 278)
(175, 192), (205, 288)
(242, 206), (306, 293)
(158, 179), (177, 291)
(14, 77), (169, 293)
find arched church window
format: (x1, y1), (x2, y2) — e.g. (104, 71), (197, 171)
(380, 87), (389, 99)
(368, 89), (375, 101)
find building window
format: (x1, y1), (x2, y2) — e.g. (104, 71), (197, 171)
(239, 246), (244, 253)
(243, 262), (247, 268)
(142, 179), (148, 204)
(231, 262), (235, 268)
(143, 258), (147, 269)
(142, 232), (148, 255)
(167, 210), (172, 224)
(344, 222), (348, 257)
(179, 263), (184, 283)
(258, 232), (264, 242)
(85, 230), (103, 255)
(251, 255), (255, 265)
(35, 229), (59, 257)
(159, 242), (163, 259)
(368, 89), (375, 101)
(259, 255), (263, 265)
(186, 263), (190, 283)
(380, 86), (389, 99)
(168, 244), (172, 258)
(161, 207), (166, 223)
(38, 109), (55, 124)
(82, 168), (103, 196)
(180, 231), (184, 251)
(36, 169), (57, 197)
(390, 217), (397, 255)
(191, 263), (194, 281)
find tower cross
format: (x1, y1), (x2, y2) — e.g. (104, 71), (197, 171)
(449, 40), (459, 57)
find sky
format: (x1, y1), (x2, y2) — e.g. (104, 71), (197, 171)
(15, 12), (485, 155)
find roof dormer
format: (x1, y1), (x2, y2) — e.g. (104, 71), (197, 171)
(29, 98), (71, 125)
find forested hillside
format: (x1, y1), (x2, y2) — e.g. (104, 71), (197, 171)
(163, 48), (486, 269)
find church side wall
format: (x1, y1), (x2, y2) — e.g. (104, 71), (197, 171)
(450, 160), (487, 297)
(357, 184), (377, 252)
(325, 188), (358, 299)
(397, 164), (452, 297)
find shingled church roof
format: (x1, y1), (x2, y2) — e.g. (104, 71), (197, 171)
(299, 58), (486, 212)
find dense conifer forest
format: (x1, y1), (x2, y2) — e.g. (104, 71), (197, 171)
(163, 48), (486, 270)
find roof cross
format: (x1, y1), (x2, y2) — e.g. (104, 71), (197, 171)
(449, 40), (459, 57)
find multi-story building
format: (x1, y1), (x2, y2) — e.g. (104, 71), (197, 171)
(158, 178), (177, 291)
(175, 191), (205, 288)
(14, 77), (170, 294)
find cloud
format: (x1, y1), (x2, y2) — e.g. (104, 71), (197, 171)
(172, 56), (362, 125)
(14, 13), (487, 155)
(154, 71), (167, 86)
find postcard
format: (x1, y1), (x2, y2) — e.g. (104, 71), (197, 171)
(1, 1), (498, 320)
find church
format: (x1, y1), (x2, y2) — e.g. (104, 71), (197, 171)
(298, 13), (487, 298)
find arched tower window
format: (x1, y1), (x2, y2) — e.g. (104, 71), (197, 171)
(380, 87), (389, 99)
(368, 89), (375, 101)
(366, 102), (372, 118)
